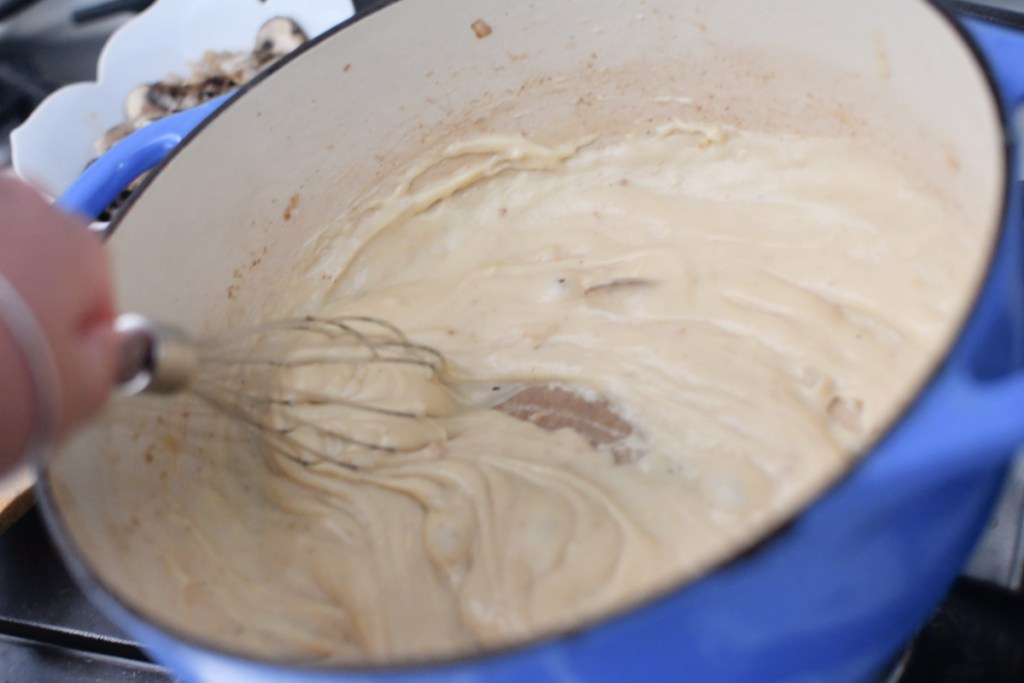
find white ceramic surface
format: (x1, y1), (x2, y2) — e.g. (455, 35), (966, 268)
(10, 0), (355, 199)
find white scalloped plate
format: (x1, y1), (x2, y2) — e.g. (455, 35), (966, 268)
(10, 0), (355, 199)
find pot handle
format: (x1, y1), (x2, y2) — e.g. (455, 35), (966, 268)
(962, 16), (1024, 111)
(56, 93), (231, 222)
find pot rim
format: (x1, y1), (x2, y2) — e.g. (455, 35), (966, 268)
(34, 0), (1015, 673)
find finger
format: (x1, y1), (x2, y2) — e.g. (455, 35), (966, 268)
(66, 228), (117, 334)
(0, 176), (119, 440)
(56, 324), (122, 437)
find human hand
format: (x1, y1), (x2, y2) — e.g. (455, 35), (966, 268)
(0, 174), (121, 473)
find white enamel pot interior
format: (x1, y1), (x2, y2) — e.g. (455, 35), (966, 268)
(40, 0), (1005, 678)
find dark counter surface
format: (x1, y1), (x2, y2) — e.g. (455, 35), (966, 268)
(0, 507), (173, 682)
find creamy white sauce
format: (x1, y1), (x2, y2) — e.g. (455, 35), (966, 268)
(66, 122), (980, 664)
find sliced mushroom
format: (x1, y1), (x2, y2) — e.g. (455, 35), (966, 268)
(124, 84), (168, 121)
(96, 122), (136, 155)
(95, 17), (312, 219)
(194, 75), (237, 102)
(126, 82), (186, 120)
(209, 51), (257, 84)
(255, 17), (307, 61)
(119, 18), (308, 132)
(827, 396), (864, 434)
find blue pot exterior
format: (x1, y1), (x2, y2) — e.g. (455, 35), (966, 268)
(44, 10), (1024, 683)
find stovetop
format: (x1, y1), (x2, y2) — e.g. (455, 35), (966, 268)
(3, 0), (1024, 681)
(0, 509), (171, 681)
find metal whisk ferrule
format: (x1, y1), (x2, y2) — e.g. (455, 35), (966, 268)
(115, 313), (199, 396)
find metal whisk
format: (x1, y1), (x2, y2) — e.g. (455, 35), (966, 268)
(114, 313), (450, 468)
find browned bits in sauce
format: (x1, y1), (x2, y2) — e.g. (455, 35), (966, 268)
(283, 193), (300, 221)
(827, 396), (864, 434)
(471, 19), (492, 39)
(584, 278), (654, 297)
(946, 152), (961, 173)
(162, 434), (182, 453)
(250, 253), (264, 269)
(496, 385), (642, 465)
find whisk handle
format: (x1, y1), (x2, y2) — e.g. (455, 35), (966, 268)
(114, 314), (198, 395)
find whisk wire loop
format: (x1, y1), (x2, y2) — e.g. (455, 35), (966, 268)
(116, 314), (449, 469)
